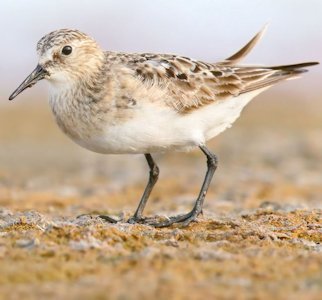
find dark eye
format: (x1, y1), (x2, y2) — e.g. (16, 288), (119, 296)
(62, 45), (72, 55)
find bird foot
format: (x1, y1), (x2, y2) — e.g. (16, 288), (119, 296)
(99, 210), (201, 228)
(127, 216), (145, 224)
(144, 210), (202, 228)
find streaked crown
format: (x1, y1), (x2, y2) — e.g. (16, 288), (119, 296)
(37, 29), (91, 55)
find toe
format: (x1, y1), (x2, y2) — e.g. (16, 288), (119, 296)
(180, 215), (199, 227)
(99, 215), (118, 223)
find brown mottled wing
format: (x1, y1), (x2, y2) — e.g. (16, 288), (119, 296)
(125, 53), (317, 113)
(127, 54), (237, 111)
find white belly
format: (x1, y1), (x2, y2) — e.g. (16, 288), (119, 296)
(70, 89), (267, 154)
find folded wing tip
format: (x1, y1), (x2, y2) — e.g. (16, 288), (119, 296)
(223, 25), (269, 64)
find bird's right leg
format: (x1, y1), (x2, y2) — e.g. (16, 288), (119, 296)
(128, 153), (159, 223)
(100, 153), (159, 224)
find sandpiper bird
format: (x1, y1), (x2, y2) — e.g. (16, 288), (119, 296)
(9, 27), (318, 227)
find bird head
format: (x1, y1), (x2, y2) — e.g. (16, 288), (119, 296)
(9, 29), (105, 100)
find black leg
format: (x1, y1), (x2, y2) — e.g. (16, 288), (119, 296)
(128, 153), (159, 223)
(150, 145), (218, 227)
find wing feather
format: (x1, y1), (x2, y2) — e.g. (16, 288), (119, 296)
(122, 52), (317, 113)
(222, 24), (268, 65)
(104, 28), (318, 114)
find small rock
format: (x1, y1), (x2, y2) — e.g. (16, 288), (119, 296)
(15, 238), (39, 249)
(69, 236), (103, 251)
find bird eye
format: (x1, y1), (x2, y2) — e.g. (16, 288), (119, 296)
(62, 45), (72, 55)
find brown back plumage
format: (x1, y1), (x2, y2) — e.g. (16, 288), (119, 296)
(118, 48), (318, 113)
(109, 25), (318, 113)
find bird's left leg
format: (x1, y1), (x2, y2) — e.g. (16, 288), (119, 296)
(149, 145), (218, 227)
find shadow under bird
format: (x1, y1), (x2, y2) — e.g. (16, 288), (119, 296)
(9, 26), (318, 227)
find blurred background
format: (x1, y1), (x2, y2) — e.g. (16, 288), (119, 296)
(0, 0), (321, 213)
(0, 2), (321, 299)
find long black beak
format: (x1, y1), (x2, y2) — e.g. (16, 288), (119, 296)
(9, 64), (48, 100)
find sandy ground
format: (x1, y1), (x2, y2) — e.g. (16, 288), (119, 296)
(0, 92), (321, 300)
